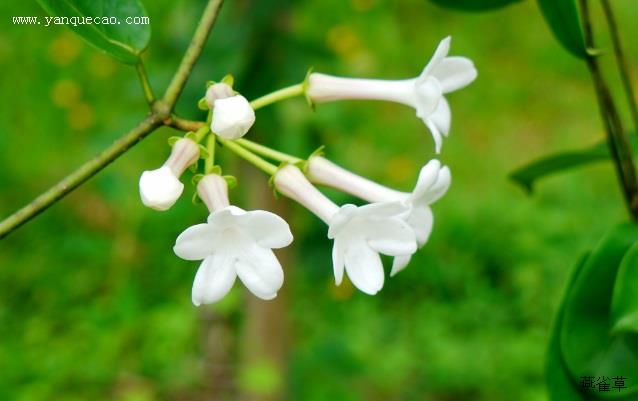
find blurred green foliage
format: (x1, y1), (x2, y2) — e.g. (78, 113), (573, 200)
(1, 0), (638, 400)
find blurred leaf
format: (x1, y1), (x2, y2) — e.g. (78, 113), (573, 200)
(238, 359), (282, 396)
(509, 141), (608, 193)
(428, 0), (523, 11)
(546, 253), (589, 401)
(36, 0), (150, 65)
(560, 223), (638, 395)
(537, 0), (587, 58)
(612, 242), (638, 334)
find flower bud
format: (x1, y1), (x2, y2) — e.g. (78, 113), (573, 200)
(139, 138), (200, 211)
(139, 166), (184, 211)
(205, 82), (234, 108)
(211, 95), (256, 140)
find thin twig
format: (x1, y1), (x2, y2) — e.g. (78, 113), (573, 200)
(169, 116), (205, 132)
(579, 0), (638, 219)
(163, 0), (224, 109)
(135, 60), (156, 106)
(600, 0), (638, 135)
(0, 116), (162, 239)
(0, 0), (226, 239)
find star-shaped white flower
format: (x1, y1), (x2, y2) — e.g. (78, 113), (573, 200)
(306, 36), (477, 152)
(307, 156), (450, 275)
(274, 164), (417, 294)
(328, 202), (417, 295)
(174, 205), (293, 305)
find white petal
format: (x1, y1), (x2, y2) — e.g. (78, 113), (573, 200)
(174, 223), (216, 261)
(423, 117), (443, 154)
(364, 218), (417, 256)
(431, 56), (478, 93)
(413, 77), (442, 119)
(139, 166), (184, 211)
(419, 36), (451, 80)
(358, 201), (409, 219)
(430, 97), (451, 137)
(238, 210), (293, 249)
(420, 166), (451, 205)
(191, 254), (237, 306)
(328, 204), (359, 239)
(235, 244), (284, 300)
(407, 206), (434, 246)
(390, 255), (412, 277)
(412, 160), (442, 200)
(207, 205), (245, 228)
(343, 240), (385, 295)
(332, 237), (346, 285)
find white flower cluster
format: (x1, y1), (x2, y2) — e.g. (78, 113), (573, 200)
(137, 37), (474, 305)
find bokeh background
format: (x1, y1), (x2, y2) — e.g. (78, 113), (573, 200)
(1, 0), (638, 400)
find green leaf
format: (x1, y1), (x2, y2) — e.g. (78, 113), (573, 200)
(510, 134), (638, 193)
(546, 253), (589, 401)
(509, 141), (608, 193)
(36, 0), (151, 65)
(560, 223), (638, 395)
(537, 0), (587, 58)
(612, 242), (638, 334)
(428, 0), (523, 12)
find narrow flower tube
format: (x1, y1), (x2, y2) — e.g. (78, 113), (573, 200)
(274, 164), (340, 223)
(307, 156), (450, 275)
(274, 165), (417, 294)
(306, 36), (477, 152)
(175, 173), (293, 306)
(197, 174), (230, 213)
(139, 138), (200, 211)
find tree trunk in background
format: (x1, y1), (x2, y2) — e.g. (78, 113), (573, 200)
(201, 311), (237, 401)
(239, 167), (291, 401)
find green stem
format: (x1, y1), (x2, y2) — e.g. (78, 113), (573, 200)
(600, 0), (638, 135)
(194, 124), (210, 143)
(0, 1), (225, 239)
(236, 138), (302, 164)
(250, 83), (304, 110)
(135, 61), (156, 106)
(163, 0), (224, 109)
(206, 133), (217, 173)
(0, 115), (163, 239)
(579, 0), (638, 219)
(169, 116), (204, 132)
(220, 138), (278, 175)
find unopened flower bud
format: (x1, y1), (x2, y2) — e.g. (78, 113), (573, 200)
(211, 95), (256, 140)
(205, 82), (234, 108)
(139, 138), (200, 211)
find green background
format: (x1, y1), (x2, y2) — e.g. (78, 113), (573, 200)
(1, 0), (637, 400)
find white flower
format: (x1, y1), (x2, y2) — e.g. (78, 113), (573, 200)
(174, 206), (293, 305)
(211, 95), (256, 140)
(307, 156), (450, 275)
(328, 203), (417, 295)
(174, 174), (293, 305)
(306, 37), (477, 152)
(274, 164), (417, 294)
(139, 138), (200, 211)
